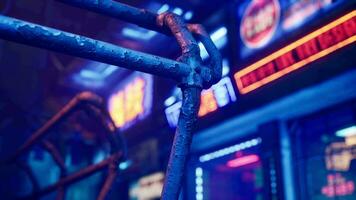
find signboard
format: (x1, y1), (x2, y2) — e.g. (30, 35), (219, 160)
(165, 76), (237, 128)
(129, 172), (164, 200)
(235, 11), (356, 94)
(236, 0), (351, 60)
(192, 137), (265, 200)
(108, 72), (153, 129)
(321, 173), (355, 198)
(240, 0), (281, 49)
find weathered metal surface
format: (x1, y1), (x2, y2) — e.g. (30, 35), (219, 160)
(57, 0), (170, 35)
(56, 0), (222, 88)
(0, 1), (222, 199)
(97, 160), (118, 200)
(188, 24), (222, 87)
(162, 87), (201, 199)
(0, 15), (191, 81)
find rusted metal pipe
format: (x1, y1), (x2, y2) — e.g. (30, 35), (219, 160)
(1, 92), (125, 200)
(55, 0), (222, 87)
(1, 92), (103, 164)
(0, 15), (191, 81)
(56, 0), (170, 35)
(189, 24), (222, 86)
(161, 87), (201, 200)
(97, 161), (118, 200)
(28, 153), (121, 198)
(41, 140), (66, 173)
(84, 105), (122, 200)
(41, 140), (67, 200)
(0, 1), (222, 199)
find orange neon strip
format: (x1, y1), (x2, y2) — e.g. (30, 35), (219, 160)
(235, 11), (356, 94)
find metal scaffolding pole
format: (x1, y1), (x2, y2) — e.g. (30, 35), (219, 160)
(0, 15), (191, 81)
(0, 1), (222, 199)
(57, 0), (170, 35)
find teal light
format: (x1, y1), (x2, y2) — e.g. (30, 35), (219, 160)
(335, 126), (356, 137)
(119, 160), (132, 170)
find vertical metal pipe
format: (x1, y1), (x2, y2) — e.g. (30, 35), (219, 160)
(161, 87), (201, 200)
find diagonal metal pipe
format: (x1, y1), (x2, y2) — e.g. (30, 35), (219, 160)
(1, 92), (103, 164)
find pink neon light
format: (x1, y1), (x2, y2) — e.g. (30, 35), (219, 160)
(226, 154), (260, 168)
(321, 173), (355, 198)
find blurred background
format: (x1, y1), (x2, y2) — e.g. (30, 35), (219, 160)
(0, 0), (355, 199)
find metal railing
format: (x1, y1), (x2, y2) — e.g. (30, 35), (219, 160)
(1, 92), (125, 199)
(0, 0), (222, 199)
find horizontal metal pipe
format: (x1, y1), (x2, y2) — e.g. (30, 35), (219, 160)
(0, 15), (191, 80)
(56, 0), (170, 35)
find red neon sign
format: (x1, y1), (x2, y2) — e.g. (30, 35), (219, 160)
(234, 11), (356, 94)
(240, 0), (280, 48)
(108, 76), (150, 128)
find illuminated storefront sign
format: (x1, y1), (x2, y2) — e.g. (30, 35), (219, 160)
(240, 0), (280, 48)
(193, 138), (264, 200)
(129, 172), (164, 200)
(325, 141), (356, 172)
(236, 0), (350, 59)
(321, 173), (355, 198)
(108, 73), (153, 129)
(282, 0), (334, 30)
(326, 127), (356, 172)
(235, 11), (356, 94)
(322, 126), (356, 198)
(164, 76), (237, 128)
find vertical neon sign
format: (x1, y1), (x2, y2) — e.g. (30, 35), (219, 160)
(108, 73), (153, 129)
